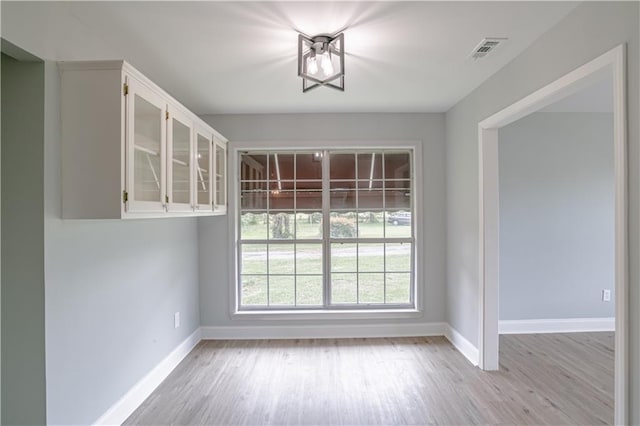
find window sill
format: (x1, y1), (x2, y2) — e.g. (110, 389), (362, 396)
(231, 308), (423, 321)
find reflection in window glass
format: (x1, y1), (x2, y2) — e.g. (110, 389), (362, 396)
(295, 180), (322, 210)
(330, 153), (356, 180)
(240, 154), (268, 181)
(296, 152), (323, 180)
(385, 187), (411, 209)
(384, 152), (411, 180)
(240, 213), (268, 240)
(385, 211), (412, 238)
(295, 212), (323, 239)
(330, 181), (356, 210)
(268, 187), (294, 211)
(384, 179), (411, 189)
(241, 181), (268, 210)
(357, 180), (384, 189)
(269, 213), (295, 240)
(269, 153), (294, 181)
(358, 212), (384, 238)
(357, 152), (383, 180)
(330, 213), (358, 238)
(358, 188), (384, 209)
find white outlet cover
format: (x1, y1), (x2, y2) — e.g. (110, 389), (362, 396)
(602, 289), (611, 302)
(174, 312), (180, 328)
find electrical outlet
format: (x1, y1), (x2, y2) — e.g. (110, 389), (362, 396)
(602, 289), (611, 302)
(174, 312), (180, 328)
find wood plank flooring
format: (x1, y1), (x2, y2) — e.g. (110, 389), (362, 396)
(124, 333), (613, 425)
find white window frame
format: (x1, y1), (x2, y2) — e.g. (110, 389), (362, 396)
(229, 140), (424, 320)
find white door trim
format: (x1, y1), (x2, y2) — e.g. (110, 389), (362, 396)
(477, 44), (627, 424)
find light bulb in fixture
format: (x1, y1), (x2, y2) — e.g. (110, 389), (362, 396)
(321, 51), (334, 76)
(298, 32), (345, 92)
(307, 56), (319, 75)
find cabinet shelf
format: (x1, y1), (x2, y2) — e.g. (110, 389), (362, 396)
(134, 144), (159, 157)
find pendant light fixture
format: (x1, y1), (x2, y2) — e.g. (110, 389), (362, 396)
(297, 32), (345, 92)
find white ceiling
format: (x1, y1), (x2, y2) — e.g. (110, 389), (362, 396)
(540, 76), (613, 113)
(2, 1), (578, 114)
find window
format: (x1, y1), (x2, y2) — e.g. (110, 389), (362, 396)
(237, 149), (414, 311)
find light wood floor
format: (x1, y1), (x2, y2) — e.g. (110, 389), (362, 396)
(124, 333), (614, 425)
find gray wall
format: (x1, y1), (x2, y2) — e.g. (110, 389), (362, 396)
(1, 47), (3, 426)
(41, 62), (202, 425)
(0, 55), (2, 426)
(444, 1), (639, 421)
(199, 113), (446, 327)
(498, 112), (614, 321)
(1, 53), (46, 425)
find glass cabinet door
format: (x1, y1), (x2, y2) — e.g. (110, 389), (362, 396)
(214, 139), (227, 211)
(167, 107), (193, 212)
(125, 75), (166, 212)
(194, 129), (213, 211)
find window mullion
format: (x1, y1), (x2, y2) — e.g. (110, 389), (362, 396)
(382, 152), (386, 305)
(294, 153), (297, 307)
(237, 153), (242, 311)
(266, 151), (270, 307)
(410, 152), (415, 307)
(355, 153), (359, 305)
(322, 149), (331, 308)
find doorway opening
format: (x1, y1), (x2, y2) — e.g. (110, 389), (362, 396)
(477, 45), (627, 423)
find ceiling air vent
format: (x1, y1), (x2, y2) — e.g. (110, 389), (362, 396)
(470, 38), (508, 59)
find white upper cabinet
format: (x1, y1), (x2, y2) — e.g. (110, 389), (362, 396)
(59, 60), (227, 219)
(167, 105), (194, 212)
(126, 75), (167, 213)
(214, 138), (227, 213)
(194, 126), (214, 212)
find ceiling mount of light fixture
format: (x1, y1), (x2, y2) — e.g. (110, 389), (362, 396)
(298, 32), (345, 92)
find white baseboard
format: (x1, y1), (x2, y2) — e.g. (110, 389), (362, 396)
(444, 325), (479, 366)
(200, 322), (447, 340)
(93, 328), (201, 426)
(498, 317), (615, 334)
